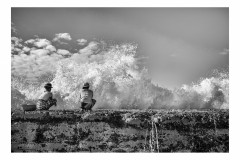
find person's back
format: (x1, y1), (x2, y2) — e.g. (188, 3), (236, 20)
(80, 88), (93, 103)
(39, 91), (53, 101)
(36, 83), (57, 110)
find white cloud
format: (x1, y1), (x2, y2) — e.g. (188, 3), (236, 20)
(11, 36), (65, 80)
(79, 41), (100, 55)
(14, 48), (21, 52)
(30, 49), (50, 56)
(25, 39), (35, 44)
(11, 37), (21, 43)
(30, 47), (37, 51)
(53, 33), (72, 42)
(57, 49), (71, 56)
(22, 47), (31, 52)
(11, 37), (23, 54)
(34, 39), (51, 48)
(45, 45), (56, 52)
(33, 35), (39, 38)
(11, 37), (23, 47)
(24, 38), (51, 48)
(77, 39), (87, 46)
(11, 22), (17, 34)
(19, 38), (57, 55)
(50, 53), (64, 60)
(12, 52), (64, 80)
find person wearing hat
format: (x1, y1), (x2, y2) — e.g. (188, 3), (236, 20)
(36, 83), (57, 110)
(80, 82), (96, 111)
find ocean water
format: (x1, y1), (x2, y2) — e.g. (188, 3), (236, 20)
(11, 43), (229, 110)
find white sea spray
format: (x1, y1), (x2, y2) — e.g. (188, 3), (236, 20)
(11, 43), (229, 110)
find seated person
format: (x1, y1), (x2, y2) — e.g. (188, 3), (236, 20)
(80, 82), (96, 111)
(36, 83), (57, 110)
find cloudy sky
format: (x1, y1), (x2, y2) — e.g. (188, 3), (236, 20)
(11, 8), (228, 88)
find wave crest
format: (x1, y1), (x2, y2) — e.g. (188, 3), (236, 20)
(11, 43), (229, 110)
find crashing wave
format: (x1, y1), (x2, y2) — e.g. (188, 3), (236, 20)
(11, 43), (229, 110)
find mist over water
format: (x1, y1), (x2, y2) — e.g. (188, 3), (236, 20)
(11, 43), (229, 110)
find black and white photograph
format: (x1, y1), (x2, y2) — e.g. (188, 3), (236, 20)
(8, 1), (233, 157)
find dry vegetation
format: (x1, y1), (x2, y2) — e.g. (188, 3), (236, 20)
(11, 109), (228, 152)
